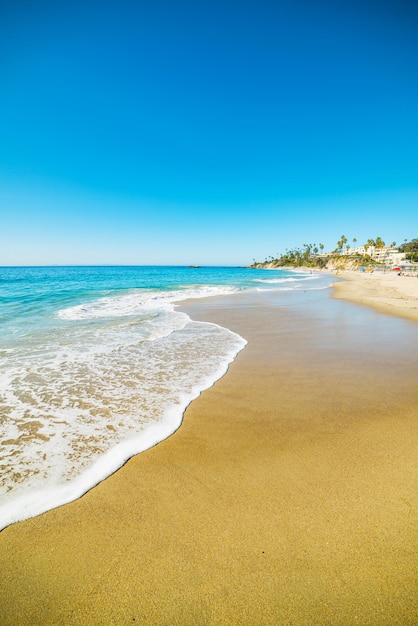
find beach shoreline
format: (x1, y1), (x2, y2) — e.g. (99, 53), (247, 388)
(0, 284), (417, 624)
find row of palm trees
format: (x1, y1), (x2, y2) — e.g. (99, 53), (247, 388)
(334, 236), (398, 254)
(252, 236), (414, 268)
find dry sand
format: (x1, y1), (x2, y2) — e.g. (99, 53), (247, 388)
(0, 286), (417, 625)
(333, 270), (418, 322)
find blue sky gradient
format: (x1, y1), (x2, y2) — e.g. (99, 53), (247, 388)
(1, 0), (417, 265)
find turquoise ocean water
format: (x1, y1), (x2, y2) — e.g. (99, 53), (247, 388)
(0, 266), (333, 529)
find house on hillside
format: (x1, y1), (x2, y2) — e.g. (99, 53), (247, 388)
(339, 245), (405, 267)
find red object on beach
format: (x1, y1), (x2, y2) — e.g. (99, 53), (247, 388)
(392, 267), (401, 271)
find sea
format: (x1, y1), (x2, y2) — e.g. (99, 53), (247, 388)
(0, 265), (333, 530)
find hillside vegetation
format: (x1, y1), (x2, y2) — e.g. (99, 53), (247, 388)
(250, 237), (416, 270)
(399, 238), (418, 262)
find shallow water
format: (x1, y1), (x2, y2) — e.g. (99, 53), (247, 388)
(0, 265), (333, 529)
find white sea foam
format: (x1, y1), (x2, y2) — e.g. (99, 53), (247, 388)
(58, 284), (237, 321)
(0, 291), (246, 530)
(254, 275), (319, 284)
(0, 329), (245, 529)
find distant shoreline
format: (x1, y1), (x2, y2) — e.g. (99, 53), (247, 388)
(250, 263), (418, 324)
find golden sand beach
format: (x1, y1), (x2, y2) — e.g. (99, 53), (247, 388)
(0, 273), (417, 625)
(334, 270), (418, 323)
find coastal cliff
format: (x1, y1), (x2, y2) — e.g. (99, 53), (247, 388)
(250, 255), (376, 271)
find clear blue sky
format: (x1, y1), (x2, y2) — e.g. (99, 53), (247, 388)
(1, 0), (417, 265)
